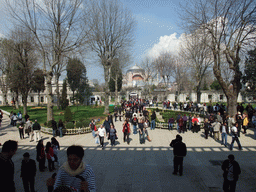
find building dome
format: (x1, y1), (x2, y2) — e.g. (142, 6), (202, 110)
(126, 64), (145, 74)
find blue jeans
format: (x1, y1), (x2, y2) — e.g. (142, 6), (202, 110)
(221, 132), (227, 145)
(53, 129), (56, 137)
(253, 121), (256, 139)
(176, 123), (179, 131)
(139, 130), (145, 144)
(59, 127), (63, 137)
(133, 124), (137, 134)
(230, 137), (242, 150)
(92, 130), (95, 138)
(168, 123), (173, 130)
(189, 122), (192, 130)
(151, 120), (155, 130)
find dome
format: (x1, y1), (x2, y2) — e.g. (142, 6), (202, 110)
(126, 64), (145, 74)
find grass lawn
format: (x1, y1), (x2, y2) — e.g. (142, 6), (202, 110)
(0, 105), (114, 126)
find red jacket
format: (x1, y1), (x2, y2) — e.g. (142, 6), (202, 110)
(46, 147), (54, 160)
(122, 123), (130, 133)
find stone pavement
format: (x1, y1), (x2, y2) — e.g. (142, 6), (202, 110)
(0, 113), (256, 192)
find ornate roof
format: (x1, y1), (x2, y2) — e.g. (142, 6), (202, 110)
(126, 64), (145, 74)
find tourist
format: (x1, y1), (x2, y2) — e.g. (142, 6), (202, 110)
(192, 115), (199, 133)
(123, 119), (131, 144)
(20, 152), (36, 192)
(98, 124), (106, 149)
(176, 114), (181, 131)
(252, 113), (256, 139)
(13, 112), (18, 126)
(24, 118), (33, 141)
(52, 118), (58, 137)
(182, 114), (188, 132)
(24, 113), (30, 122)
(242, 113), (249, 134)
(188, 114), (192, 131)
(89, 119), (96, 138)
(36, 139), (46, 172)
(103, 117), (110, 136)
(33, 119), (41, 142)
(168, 116), (175, 131)
(46, 141), (55, 172)
(9, 111), (14, 125)
(171, 135), (187, 176)
(0, 140), (18, 192)
(144, 119), (151, 142)
(48, 145), (96, 192)
(131, 114), (138, 134)
(150, 111), (156, 130)
(17, 111), (22, 121)
(0, 109), (2, 127)
(178, 116), (184, 133)
(18, 121), (25, 140)
(51, 137), (60, 166)
(220, 122), (229, 147)
(237, 114), (243, 137)
(109, 124), (117, 146)
(203, 118), (210, 139)
(138, 113), (145, 144)
(230, 123), (242, 150)
(222, 154), (241, 192)
(108, 113), (113, 124)
(58, 119), (64, 137)
(212, 119), (221, 141)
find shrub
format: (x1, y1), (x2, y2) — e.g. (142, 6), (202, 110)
(64, 107), (72, 122)
(75, 121), (83, 128)
(82, 119), (91, 128)
(44, 122), (47, 126)
(95, 101), (98, 106)
(66, 122), (74, 129)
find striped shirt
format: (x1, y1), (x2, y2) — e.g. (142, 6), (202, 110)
(54, 164), (96, 192)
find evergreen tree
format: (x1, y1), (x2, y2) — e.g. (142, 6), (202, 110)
(210, 79), (221, 90)
(60, 79), (69, 110)
(242, 48), (256, 97)
(64, 107), (72, 122)
(32, 68), (45, 106)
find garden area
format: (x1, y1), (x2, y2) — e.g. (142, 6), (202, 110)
(0, 105), (114, 128)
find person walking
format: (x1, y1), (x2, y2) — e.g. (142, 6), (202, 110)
(221, 122), (229, 147)
(51, 137), (60, 166)
(144, 119), (152, 142)
(150, 111), (156, 130)
(138, 113), (145, 144)
(222, 154), (241, 192)
(89, 119), (96, 138)
(52, 118), (58, 137)
(212, 119), (221, 141)
(13, 112), (18, 126)
(103, 117), (111, 136)
(98, 125), (106, 149)
(46, 142), (55, 172)
(0, 140), (18, 192)
(192, 115), (199, 133)
(131, 114), (138, 134)
(242, 113), (249, 134)
(123, 119), (131, 144)
(58, 119), (64, 137)
(230, 123), (243, 151)
(36, 139), (46, 172)
(168, 117), (175, 131)
(109, 124), (117, 146)
(20, 152), (36, 192)
(25, 118), (33, 141)
(252, 113), (256, 140)
(203, 118), (210, 139)
(18, 121), (25, 140)
(33, 119), (41, 142)
(171, 135), (187, 176)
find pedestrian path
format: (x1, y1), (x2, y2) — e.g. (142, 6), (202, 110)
(0, 113), (256, 192)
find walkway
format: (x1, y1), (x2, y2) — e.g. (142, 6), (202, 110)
(0, 113), (256, 192)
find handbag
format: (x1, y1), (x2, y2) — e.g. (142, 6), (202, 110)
(50, 155), (55, 161)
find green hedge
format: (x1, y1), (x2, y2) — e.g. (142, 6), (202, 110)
(75, 121), (83, 128)
(66, 122), (74, 129)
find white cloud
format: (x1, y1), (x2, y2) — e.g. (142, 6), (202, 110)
(147, 33), (186, 58)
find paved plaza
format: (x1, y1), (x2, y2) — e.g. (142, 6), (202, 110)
(0, 112), (256, 192)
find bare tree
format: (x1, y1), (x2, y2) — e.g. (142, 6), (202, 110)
(141, 56), (156, 96)
(85, 0), (136, 114)
(181, 0), (256, 116)
(153, 52), (176, 88)
(5, 0), (86, 121)
(180, 31), (213, 103)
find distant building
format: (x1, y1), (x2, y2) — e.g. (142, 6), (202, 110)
(123, 64), (145, 88)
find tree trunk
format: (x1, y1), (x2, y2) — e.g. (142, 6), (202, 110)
(115, 74), (118, 106)
(227, 94), (237, 117)
(3, 94), (7, 105)
(55, 75), (60, 110)
(46, 73), (54, 122)
(23, 96), (27, 115)
(15, 92), (19, 109)
(104, 65), (110, 114)
(38, 91), (41, 106)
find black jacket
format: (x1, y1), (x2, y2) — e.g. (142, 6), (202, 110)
(222, 159), (241, 181)
(21, 159), (36, 178)
(32, 122), (41, 130)
(0, 153), (15, 192)
(173, 141), (187, 157)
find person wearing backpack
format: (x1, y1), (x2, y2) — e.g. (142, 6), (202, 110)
(131, 114), (138, 134)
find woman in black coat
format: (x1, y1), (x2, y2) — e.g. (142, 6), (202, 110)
(36, 139), (46, 172)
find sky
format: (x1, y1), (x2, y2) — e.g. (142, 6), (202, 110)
(0, 0), (186, 83)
